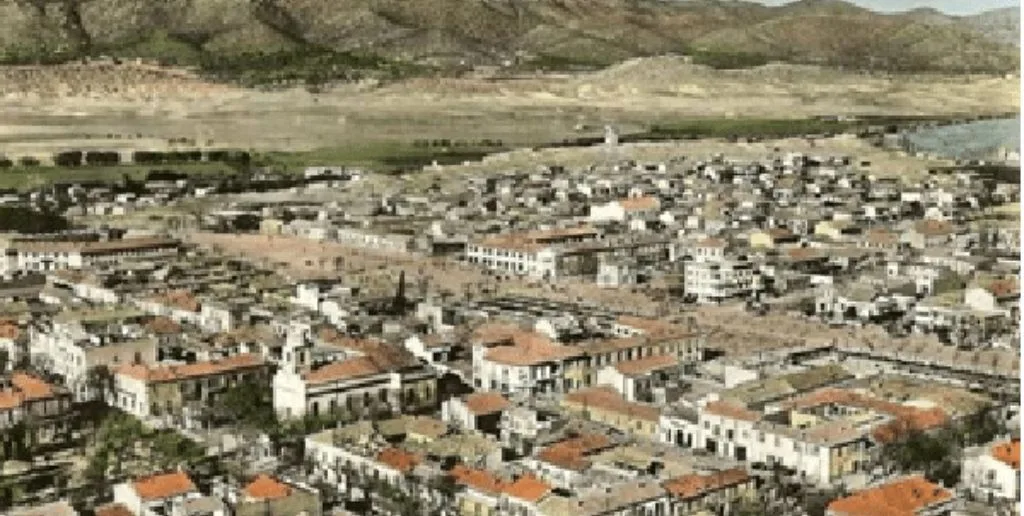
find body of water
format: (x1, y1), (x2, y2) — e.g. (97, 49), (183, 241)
(905, 117), (1020, 161)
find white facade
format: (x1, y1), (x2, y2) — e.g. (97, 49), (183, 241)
(465, 244), (558, 279)
(961, 442), (1020, 503)
(684, 258), (755, 303)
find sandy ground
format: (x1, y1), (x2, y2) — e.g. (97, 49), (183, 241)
(187, 232), (674, 316)
(0, 60), (1018, 158)
(184, 233), (1019, 373)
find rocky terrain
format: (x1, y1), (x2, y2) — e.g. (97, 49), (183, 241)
(0, 0), (1017, 76)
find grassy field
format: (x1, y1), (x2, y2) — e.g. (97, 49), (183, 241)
(0, 141), (509, 191)
(258, 141), (509, 171)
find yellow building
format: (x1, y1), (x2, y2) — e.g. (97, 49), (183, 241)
(562, 386), (661, 439)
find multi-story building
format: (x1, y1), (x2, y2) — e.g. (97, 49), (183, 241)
(273, 326), (437, 420)
(29, 307), (158, 401)
(6, 237), (179, 273)
(682, 238), (756, 303)
(465, 226), (599, 279)
(470, 323), (586, 397)
(691, 387), (951, 489)
(0, 373), (73, 457)
(111, 353), (272, 428)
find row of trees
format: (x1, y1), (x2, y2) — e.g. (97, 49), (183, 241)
(46, 150), (253, 168)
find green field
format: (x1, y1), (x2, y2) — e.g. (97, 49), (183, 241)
(0, 141), (509, 191)
(258, 141), (508, 171)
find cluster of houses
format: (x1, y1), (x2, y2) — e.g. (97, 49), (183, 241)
(0, 143), (1017, 515)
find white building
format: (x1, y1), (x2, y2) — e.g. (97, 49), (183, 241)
(683, 238), (755, 303)
(272, 325), (437, 420)
(470, 324), (585, 396)
(961, 439), (1020, 505)
(111, 471), (201, 516)
(8, 238), (179, 273)
(589, 196), (661, 223)
(465, 226), (598, 280)
(29, 309), (157, 401)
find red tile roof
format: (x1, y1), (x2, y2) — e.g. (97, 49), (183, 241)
(463, 392), (510, 416)
(376, 448), (420, 474)
(536, 434), (612, 471)
(991, 439), (1020, 470)
(481, 329), (582, 367)
(302, 356), (383, 384)
(244, 474), (292, 500)
(663, 468), (749, 500)
(10, 373), (54, 400)
(503, 474), (551, 503)
(827, 475), (952, 516)
(614, 354), (679, 376)
(132, 471), (197, 501)
(450, 465), (506, 495)
(115, 353), (265, 383)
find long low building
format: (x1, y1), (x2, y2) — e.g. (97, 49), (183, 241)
(4, 237), (180, 273)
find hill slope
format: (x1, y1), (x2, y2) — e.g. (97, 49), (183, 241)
(0, 0), (1017, 80)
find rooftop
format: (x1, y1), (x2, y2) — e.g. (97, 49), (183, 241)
(243, 474), (292, 501)
(131, 471), (198, 501)
(826, 475), (952, 516)
(991, 439), (1020, 470)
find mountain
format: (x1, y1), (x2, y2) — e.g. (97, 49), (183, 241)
(962, 7), (1021, 47)
(0, 0), (1017, 80)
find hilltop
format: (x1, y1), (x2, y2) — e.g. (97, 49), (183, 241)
(0, 0), (1017, 86)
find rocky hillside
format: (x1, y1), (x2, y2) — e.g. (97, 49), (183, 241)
(0, 0), (1017, 80)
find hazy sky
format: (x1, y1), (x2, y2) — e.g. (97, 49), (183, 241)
(755, 0), (1019, 15)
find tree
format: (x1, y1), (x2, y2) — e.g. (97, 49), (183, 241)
(212, 380), (276, 432)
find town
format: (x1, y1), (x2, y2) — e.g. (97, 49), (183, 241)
(0, 122), (1016, 516)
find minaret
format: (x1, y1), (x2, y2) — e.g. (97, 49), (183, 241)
(391, 270), (406, 314)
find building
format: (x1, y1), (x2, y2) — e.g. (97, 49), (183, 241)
(273, 328), (437, 420)
(231, 474), (322, 516)
(562, 387), (661, 439)
(470, 323), (586, 396)
(8, 237), (179, 273)
(961, 438), (1020, 505)
(682, 239), (756, 304)
(465, 226), (599, 279)
(595, 353), (679, 402)
(28, 307), (157, 401)
(825, 475), (955, 516)
(111, 471), (201, 516)
(662, 468), (755, 516)
(0, 373), (73, 457)
(530, 433), (616, 490)
(536, 480), (669, 516)
(111, 353), (272, 428)
(589, 196), (661, 223)
(442, 392), (511, 435)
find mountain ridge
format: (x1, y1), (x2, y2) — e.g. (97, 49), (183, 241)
(0, 0), (1017, 81)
